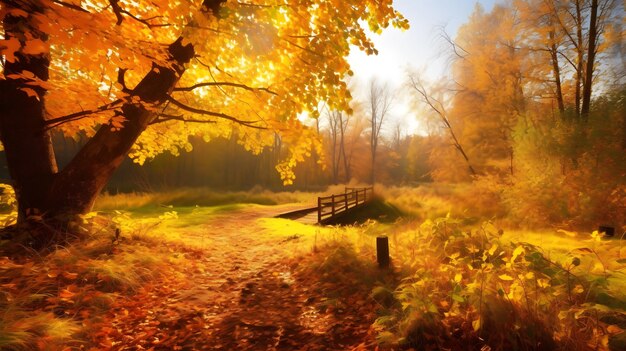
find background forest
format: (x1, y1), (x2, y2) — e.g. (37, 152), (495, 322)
(3, 0), (620, 229)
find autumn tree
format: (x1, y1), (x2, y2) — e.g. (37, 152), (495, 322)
(0, 0), (407, 240)
(419, 0), (625, 226)
(411, 4), (524, 181)
(518, 0), (620, 118)
(515, 0), (568, 113)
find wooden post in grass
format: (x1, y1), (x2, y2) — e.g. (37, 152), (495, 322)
(377, 236), (390, 269)
(599, 225), (615, 237)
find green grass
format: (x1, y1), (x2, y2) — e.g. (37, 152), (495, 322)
(94, 187), (322, 212)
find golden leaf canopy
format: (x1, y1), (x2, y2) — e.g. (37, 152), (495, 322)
(0, 0), (408, 183)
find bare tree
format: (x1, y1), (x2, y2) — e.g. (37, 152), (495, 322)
(337, 111), (352, 182)
(326, 109), (343, 184)
(408, 75), (476, 176)
(368, 80), (393, 184)
(392, 122), (403, 153)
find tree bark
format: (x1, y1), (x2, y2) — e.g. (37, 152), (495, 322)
(581, 0), (599, 119)
(0, 3), (58, 221)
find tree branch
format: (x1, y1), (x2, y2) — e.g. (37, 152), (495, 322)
(44, 99), (124, 129)
(109, 0), (124, 25)
(282, 38), (327, 58)
(166, 96), (267, 129)
(408, 75), (476, 176)
(109, 0), (170, 28)
(117, 68), (131, 93)
(173, 81), (277, 95)
(438, 26), (470, 59)
(52, 0), (90, 13)
(149, 113), (218, 125)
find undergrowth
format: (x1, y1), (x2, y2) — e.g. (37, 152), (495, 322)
(363, 217), (626, 350)
(0, 183), (624, 350)
(0, 211), (198, 350)
(291, 214), (626, 350)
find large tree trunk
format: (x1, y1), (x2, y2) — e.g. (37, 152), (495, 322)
(581, 0), (599, 119)
(46, 38), (195, 217)
(0, 3), (58, 221)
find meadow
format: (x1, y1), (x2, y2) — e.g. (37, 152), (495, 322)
(0, 185), (624, 350)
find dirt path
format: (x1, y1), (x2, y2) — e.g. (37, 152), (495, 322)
(97, 205), (377, 350)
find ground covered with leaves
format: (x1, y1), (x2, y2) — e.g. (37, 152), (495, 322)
(1, 196), (625, 351)
(0, 204), (388, 350)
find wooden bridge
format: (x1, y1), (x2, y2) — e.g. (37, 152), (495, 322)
(276, 187), (374, 224)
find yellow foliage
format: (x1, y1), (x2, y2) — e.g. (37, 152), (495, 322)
(1, 0), (407, 183)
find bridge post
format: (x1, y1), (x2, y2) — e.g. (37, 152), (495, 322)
(331, 194), (335, 217)
(344, 193), (348, 211)
(317, 197), (321, 224)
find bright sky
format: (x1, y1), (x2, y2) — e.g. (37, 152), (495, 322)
(347, 0), (498, 136)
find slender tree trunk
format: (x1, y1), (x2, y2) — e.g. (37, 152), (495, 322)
(371, 151), (376, 184)
(575, 0), (584, 118)
(370, 116), (378, 184)
(338, 115), (350, 182)
(581, 0), (599, 119)
(330, 131), (338, 184)
(0, 3), (58, 221)
(549, 30), (565, 114)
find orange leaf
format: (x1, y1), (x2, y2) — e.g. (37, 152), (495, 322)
(47, 271), (59, 278)
(59, 289), (75, 299)
(62, 272), (79, 280)
(19, 87), (39, 100)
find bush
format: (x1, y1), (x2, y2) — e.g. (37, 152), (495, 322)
(373, 216), (626, 350)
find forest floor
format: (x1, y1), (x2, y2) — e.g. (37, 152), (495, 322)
(90, 204), (384, 350)
(2, 191), (625, 350)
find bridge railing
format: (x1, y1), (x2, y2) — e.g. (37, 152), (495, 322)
(317, 187), (373, 223)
